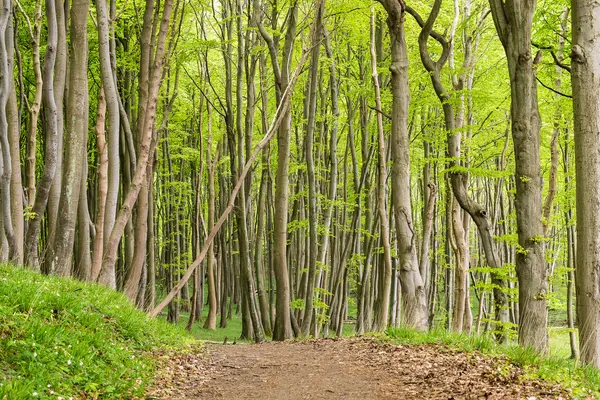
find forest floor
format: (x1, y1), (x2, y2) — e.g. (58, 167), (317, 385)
(146, 338), (570, 399)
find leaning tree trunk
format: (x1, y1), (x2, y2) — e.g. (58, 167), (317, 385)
(572, 0), (600, 367)
(98, 0), (174, 288)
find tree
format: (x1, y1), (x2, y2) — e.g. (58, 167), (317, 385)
(48, 0), (90, 277)
(488, 0), (548, 353)
(300, 0), (323, 336)
(0, 0), (16, 261)
(407, 0), (509, 337)
(376, 0), (429, 330)
(256, 0), (298, 341)
(572, 0), (600, 367)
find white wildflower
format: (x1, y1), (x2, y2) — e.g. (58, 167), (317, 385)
(67, 359), (72, 365)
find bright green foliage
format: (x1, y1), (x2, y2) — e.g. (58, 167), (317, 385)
(0, 265), (192, 399)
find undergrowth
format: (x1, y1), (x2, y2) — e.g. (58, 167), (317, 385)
(387, 327), (600, 399)
(0, 264), (193, 399)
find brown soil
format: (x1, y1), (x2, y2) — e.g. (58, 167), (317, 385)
(147, 338), (569, 399)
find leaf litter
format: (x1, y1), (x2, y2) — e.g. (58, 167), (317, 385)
(147, 338), (569, 399)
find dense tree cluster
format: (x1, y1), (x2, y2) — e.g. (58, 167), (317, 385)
(2, 0), (600, 367)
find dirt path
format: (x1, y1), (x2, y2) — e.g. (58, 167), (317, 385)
(147, 338), (568, 399)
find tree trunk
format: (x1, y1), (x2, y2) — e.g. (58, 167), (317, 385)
(203, 102), (217, 331)
(370, 8), (394, 332)
(98, 0), (174, 287)
(91, 87), (108, 281)
(572, 0), (600, 367)
(24, 0), (59, 268)
(0, 0), (20, 260)
(300, 0), (323, 336)
(489, 0), (548, 354)
(49, 0), (89, 277)
(47, 0), (67, 249)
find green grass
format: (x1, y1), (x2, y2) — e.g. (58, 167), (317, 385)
(386, 327), (599, 399)
(0, 264), (194, 399)
(165, 307), (254, 343)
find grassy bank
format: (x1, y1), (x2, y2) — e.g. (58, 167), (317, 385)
(386, 327), (598, 398)
(0, 265), (193, 399)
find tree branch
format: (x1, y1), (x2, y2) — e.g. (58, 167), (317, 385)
(551, 50), (571, 73)
(488, 0), (509, 47)
(536, 76), (572, 98)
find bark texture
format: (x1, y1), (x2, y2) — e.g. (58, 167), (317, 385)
(572, 0), (600, 367)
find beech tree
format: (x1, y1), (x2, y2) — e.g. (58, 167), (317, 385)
(572, 0), (600, 367)
(488, 0), (548, 353)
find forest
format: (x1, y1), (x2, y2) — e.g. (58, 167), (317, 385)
(1, 0), (600, 396)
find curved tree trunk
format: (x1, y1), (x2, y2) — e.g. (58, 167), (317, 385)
(24, 0), (59, 268)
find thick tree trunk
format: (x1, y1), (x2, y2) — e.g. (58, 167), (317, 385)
(408, 0), (509, 338)
(49, 0), (89, 276)
(572, 0), (600, 367)
(385, 5), (429, 331)
(489, 0), (548, 354)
